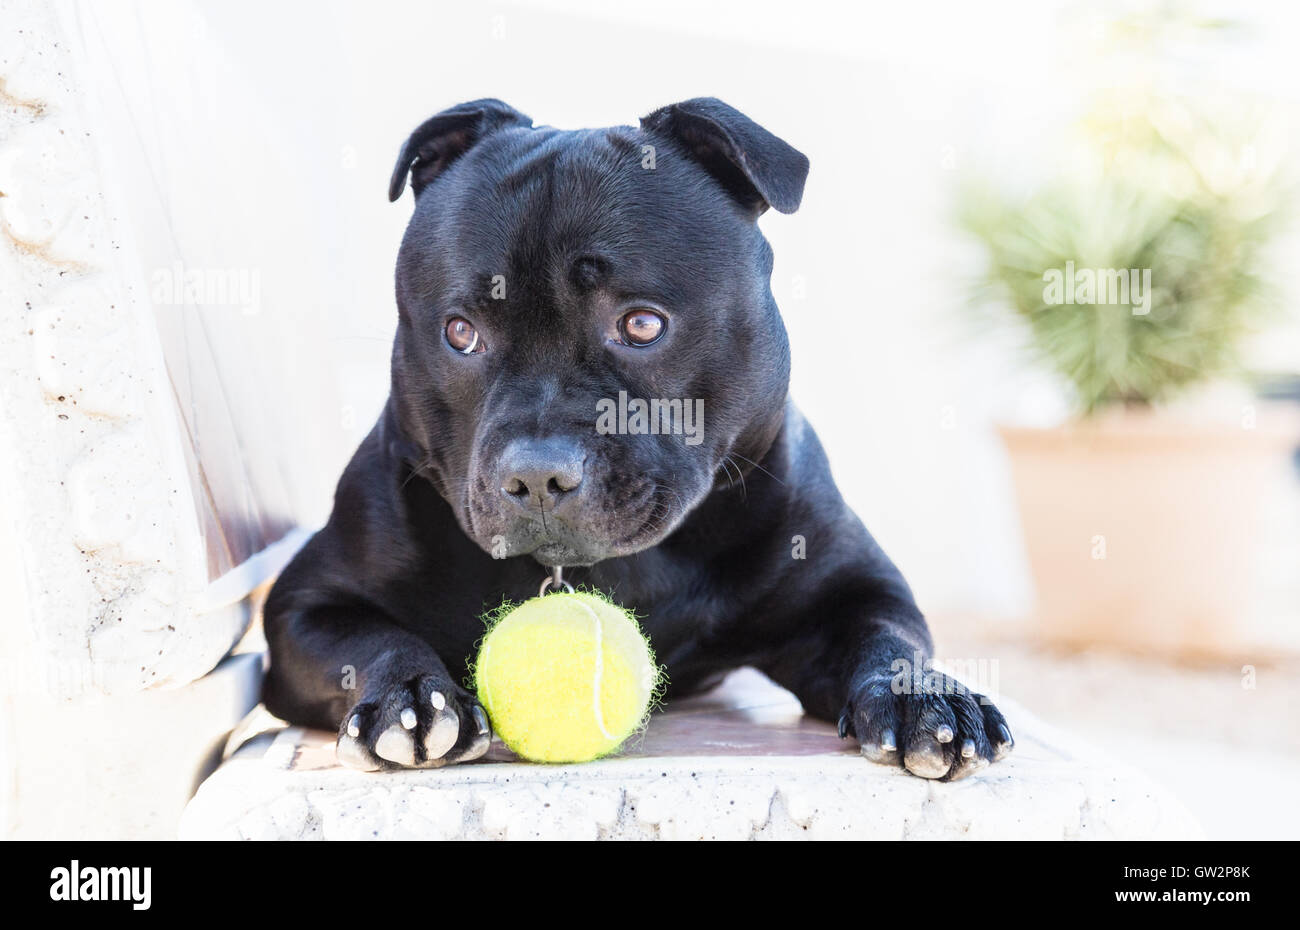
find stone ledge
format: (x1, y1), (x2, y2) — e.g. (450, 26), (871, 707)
(180, 669), (1202, 840)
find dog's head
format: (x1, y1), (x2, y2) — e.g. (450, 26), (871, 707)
(387, 98), (808, 567)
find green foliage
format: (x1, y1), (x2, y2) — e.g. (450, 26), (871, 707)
(959, 96), (1290, 415)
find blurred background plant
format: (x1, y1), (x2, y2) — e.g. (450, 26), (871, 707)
(954, 3), (1300, 683)
(958, 8), (1294, 415)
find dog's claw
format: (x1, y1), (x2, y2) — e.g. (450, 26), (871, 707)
(431, 691), (447, 711)
(451, 705), (493, 762)
(880, 728), (897, 752)
(400, 707), (417, 730)
(998, 724), (1013, 747)
(346, 714), (361, 738)
(935, 724), (954, 744)
(961, 738), (976, 758)
(837, 712), (850, 739)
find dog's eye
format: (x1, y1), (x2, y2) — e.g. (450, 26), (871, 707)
(445, 317), (484, 354)
(618, 308), (666, 347)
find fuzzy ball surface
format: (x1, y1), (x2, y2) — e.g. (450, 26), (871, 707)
(474, 591), (659, 763)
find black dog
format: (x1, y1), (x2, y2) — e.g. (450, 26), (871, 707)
(262, 98), (1013, 779)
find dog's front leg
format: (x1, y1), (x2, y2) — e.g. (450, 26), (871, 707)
(766, 585), (1014, 780)
(263, 604), (491, 770)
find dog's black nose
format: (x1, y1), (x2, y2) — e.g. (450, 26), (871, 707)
(498, 438), (585, 510)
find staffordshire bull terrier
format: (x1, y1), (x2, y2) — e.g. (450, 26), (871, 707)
(261, 97), (1013, 779)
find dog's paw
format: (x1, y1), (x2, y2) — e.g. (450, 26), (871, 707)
(335, 675), (492, 771)
(838, 670), (1013, 781)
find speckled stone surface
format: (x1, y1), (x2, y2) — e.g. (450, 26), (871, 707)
(180, 668), (1203, 840)
(0, 0), (254, 698)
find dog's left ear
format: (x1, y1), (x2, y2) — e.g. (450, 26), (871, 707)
(640, 98), (809, 215)
(388, 98), (532, 202)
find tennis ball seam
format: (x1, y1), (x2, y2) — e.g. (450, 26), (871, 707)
(567, 595), (614, 742)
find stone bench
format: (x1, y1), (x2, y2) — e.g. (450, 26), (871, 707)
(180, 668), (1201, 840)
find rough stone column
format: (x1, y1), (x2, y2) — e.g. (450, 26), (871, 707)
(0, 0), (245, 700)
(0, 0), (343, 838)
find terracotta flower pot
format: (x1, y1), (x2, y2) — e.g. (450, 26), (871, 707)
(998, 408), (1299, 656)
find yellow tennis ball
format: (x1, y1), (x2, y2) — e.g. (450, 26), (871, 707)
(474, 590), (660, 763)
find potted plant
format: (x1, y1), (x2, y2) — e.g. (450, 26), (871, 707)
(959, 89), (1297, 656)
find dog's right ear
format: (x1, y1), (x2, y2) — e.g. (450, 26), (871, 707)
(388, 99), (532, 202)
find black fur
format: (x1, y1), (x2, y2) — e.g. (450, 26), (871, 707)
(262, 98), (1013, 779)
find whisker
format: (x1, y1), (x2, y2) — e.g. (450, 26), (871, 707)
(718, 456), (738, 492)
(728, 451), (784, 486)
(400, 458), (437, 492)
(724, 455), (748, 500)
(638, 480), (688, 540)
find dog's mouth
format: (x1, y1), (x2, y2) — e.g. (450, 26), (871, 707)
(467, 481), (687, 567)
(529, 541), (596, 568)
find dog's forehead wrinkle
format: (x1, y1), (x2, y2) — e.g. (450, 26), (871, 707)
(493, 130), (650, 255)
(422, 130), (760, 318)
